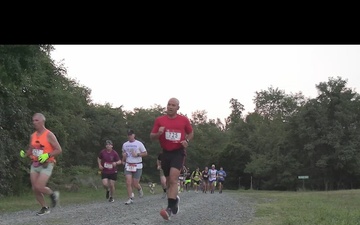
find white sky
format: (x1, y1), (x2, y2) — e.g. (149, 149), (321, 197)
(50, 45), (360, 122)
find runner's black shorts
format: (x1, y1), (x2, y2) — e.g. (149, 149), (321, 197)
(161, 148), (186, 177)
(101, 172), (118, 181)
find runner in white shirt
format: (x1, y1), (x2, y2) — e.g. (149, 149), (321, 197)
(122, 129), (148, 205)
(208, 164), (218, 194)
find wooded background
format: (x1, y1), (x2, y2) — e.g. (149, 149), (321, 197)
(1, 45), (360, 197)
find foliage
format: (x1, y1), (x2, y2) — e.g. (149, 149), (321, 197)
(2, 45), (360, 196)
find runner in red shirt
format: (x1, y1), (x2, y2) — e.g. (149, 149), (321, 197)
(150, 97), (194, 221)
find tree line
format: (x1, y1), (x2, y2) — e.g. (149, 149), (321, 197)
(1, 45), (360, 197)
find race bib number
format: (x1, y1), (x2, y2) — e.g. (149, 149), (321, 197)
(126, 164), (137, 172)
(165, 131), (181, 142)
(32, 149), (43, 157)
(104, 162), (113, 169)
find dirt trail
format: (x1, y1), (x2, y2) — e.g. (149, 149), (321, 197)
(0, 190), (256, 225)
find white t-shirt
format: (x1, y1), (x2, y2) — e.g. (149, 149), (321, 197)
(122, 140), (147, 169)
(209, 169), (218, 181)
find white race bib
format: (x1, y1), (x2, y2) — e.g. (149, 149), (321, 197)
(104, 162), (113, 169)
(126, 163), (137, 172)
(165, 131), (181, 141)
(32, 149), (43, 157)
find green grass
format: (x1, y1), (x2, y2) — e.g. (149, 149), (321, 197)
(240, 189), (360, 225)
(2, 184), (360, 225)
(0, 181), (161, 213)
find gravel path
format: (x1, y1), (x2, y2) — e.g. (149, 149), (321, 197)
(0, 190), (256, 225)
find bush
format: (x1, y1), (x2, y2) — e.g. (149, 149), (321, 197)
(50, 165), (102, 192)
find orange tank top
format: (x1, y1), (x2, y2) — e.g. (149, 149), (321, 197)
(30, 129), (55, 163)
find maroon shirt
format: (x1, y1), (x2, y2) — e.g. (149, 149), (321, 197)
(98, 149), (120, 174)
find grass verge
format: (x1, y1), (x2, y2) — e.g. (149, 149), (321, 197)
(0, 181), (161, 213)
(240, 189), (360, 225)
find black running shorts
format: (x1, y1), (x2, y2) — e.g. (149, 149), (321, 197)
(101, 172), (118, 181)
(161, 148), (186, 177)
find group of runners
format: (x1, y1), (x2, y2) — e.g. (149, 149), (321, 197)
(97, 129), (148, 205)
(175, 164), (227, 194)
(20, 97), (224, 221)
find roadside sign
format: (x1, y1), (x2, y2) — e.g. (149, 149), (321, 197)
(298, 176), (309, 179)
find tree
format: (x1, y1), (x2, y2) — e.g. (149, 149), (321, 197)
(289, 77), (360, 190)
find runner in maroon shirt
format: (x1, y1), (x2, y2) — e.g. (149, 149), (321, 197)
(97, 140), (122, 203)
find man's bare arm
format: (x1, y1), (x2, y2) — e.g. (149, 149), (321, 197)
(150, 126), (165, 140)
(186, 131), (194, 142)
(48, 132), (62, 157)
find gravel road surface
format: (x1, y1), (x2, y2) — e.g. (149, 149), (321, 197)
(0, 190), (256, 225)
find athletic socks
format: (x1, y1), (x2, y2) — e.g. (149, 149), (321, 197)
(168, 198), (176, 208)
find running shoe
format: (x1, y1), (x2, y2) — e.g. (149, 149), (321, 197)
(109, 197), (114, 202)
(172, 195), (180, 214)
(160, 207), (172, 221)
(138, 188), (144, 198)
(36, 207), (50, 216)
(125, 198), (133, 205)
(50, 191), (59, 208)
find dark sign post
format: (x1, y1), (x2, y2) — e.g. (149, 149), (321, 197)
(298, 176), (309, 190)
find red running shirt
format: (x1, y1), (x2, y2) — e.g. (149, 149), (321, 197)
(151, 114), (193, 151)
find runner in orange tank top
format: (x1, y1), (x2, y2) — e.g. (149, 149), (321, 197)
(20, 113), (63, 216)
(30, 129), (56, 163)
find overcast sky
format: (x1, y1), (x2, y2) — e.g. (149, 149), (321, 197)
(50, 45), (360, 121)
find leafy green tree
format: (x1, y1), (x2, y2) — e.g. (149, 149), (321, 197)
(225, 98), (245, 130)
(254, 86), (305, 121)
(289, 77), (360, 190)
(0, 45), (62, 195)
(80, 104), (127, 167)
(189, 110), (228, 171)
(244, 88), (304, 190)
